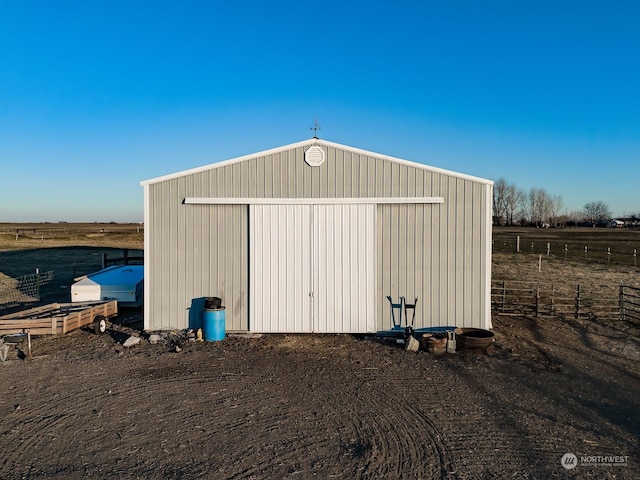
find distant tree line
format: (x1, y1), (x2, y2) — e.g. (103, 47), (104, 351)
(492, 178), (639, 227)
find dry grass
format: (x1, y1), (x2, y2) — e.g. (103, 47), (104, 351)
(493, 226), (640, 265)
(0, 223), (143, 252)
(493, 251), (640, 287)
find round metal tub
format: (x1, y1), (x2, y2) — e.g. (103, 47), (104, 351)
(455, 328), (495, 353)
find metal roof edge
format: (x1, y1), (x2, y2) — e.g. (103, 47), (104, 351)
(140, 138), (318, 186)
(140, 137), (493, 186)
(315, 138), (494, 186)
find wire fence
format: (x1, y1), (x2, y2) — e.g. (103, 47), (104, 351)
(491, 280), (640, 324)
(0, 271), (55, 306)
(492, 235), (640, 266)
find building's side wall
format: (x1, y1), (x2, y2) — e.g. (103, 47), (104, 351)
(146, 176), (248, 331)
(376, 178), (489, 331)
(145, 143), (490, 331)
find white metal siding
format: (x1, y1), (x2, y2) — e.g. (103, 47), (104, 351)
(249, 205), (312, 332)
(143, 140), (492, 332)
(313, 205), (376, 333)
(250, 204), (376, 333)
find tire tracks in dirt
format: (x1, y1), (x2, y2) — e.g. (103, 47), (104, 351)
(1, 339), (458, 479)
(2, 331), (638, 479)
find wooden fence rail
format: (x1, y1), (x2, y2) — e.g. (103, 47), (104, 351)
(491, 281), (639, 323)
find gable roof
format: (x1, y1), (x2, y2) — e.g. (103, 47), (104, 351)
(140, 138), (493, 186)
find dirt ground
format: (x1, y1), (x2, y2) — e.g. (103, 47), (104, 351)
(1, 241), (639, 479)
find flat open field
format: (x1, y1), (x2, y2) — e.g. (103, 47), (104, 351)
(493, 226), (640, 265)
(0, 222), (144, 252)
(0, 225), (638, 479)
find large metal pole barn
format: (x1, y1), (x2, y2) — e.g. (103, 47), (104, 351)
(140, 138), (493, 333)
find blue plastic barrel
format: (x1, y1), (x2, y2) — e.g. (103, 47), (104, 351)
(203, 307), (226, 341)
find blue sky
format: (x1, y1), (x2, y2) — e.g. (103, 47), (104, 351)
(1, 0), (638, 222)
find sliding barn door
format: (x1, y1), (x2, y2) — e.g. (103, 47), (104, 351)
(249, 205), (312, 332)
(312, 204), (376, 333)
(249, 204), (376, 333)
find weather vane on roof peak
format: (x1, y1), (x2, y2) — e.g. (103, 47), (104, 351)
(310, 118), (321, 139)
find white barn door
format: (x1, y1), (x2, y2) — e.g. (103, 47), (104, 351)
(249, 203), (376, 333)
(313, 205), (376, 333)
(249, 205), (313, 332)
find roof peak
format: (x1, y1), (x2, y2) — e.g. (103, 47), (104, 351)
(140, 137), (493, 187)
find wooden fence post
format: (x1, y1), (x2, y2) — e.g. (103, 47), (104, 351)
(501, 281), (506, 313)
(547, 243), (550, 255)
(564, 244), (568, 259)
(516, 235), (520, 253)
(607, 247), (611, 263)
(584, 246), (588, 259)
(575, 284), (581, 318)
(619, 285), (624, 321)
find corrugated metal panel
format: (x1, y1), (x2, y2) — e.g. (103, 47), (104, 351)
(149, 144), (484, 203)
(144, 141), (492, 332)
(146, 199), (248, 331)
(313, 204), (376, 333)
(249, 205), (312, 332)
(249, 204), (375, 333)
(375, 176), (490, 331)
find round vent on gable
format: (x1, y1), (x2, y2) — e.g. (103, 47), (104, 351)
(304, 145), (325, 167)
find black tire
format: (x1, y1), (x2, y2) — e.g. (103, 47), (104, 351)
(93, 315), (107, 335)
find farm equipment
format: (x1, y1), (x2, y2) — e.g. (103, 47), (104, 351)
(0, 300), (117, 338)
(385, 295), (421, 351)
(0, 301), (117, 361)
(386, 295), (419, 334)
